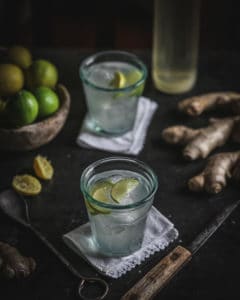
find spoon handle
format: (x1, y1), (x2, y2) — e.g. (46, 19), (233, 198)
(30, 226), (82, 278)
(30, 226), (109, 299)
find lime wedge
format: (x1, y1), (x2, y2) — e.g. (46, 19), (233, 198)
(110, 71), (126, 89)
(87, 181), (113, 214)
(111, 69), (144, 99)
(126, 70), (142, 85)
(111, 178), (139, 203)
(125, 70), (144, 96)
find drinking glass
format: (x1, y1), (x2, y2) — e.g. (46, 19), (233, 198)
(80, 51), (147, 135)
(80, 157), (158, 257)
(152, 0), (200, 94)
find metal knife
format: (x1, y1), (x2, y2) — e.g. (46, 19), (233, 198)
(121, 200), (240, 300)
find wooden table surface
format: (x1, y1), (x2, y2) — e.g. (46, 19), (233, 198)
(0, 49), (240, 300)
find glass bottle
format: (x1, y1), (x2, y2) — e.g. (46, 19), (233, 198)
(152, 0), (200, 94)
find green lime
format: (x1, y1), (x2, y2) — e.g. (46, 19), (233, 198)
(0, 64), (24, 96)
(87, 181), (113, 214)
(111, 178), (139, 203)
(110, 71), (126, 88)
(26, 59), (58, 89)
(8, 46), (32, 69)
(6, 90), (39, 127)
(33, 86), (60, 118)
(125, 70), (144, 96)
(111, 69), (144, 98)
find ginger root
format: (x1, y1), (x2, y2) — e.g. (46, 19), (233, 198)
(0, 241), (36, 279)
(178, 92), (240, 116)
(162, 117), (239, 160)
(188, 151), (240, 194)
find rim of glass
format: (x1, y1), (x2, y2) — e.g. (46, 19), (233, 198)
(80, 156), (158, 210)
(79, 50), (148, 92)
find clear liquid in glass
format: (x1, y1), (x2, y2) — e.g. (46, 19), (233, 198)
(86, 170), (152, 256)
(84, 62), (140, 134)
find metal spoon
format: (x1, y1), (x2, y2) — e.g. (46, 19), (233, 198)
(0, 189), (109, 300)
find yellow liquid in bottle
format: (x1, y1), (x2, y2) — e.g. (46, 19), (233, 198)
(152, 0), (200, 94)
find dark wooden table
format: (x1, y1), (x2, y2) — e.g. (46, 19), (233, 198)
(1, 49), (240, 300)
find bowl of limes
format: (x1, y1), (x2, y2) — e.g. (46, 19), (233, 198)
(0, 46), (71, 151)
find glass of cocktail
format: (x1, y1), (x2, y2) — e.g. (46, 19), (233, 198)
(79, 51), (147, 135)
(80, 157), (158, 257)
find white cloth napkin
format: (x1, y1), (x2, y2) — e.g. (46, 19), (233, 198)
(76, 97), (158, 155)
(63, 206), (178, 279)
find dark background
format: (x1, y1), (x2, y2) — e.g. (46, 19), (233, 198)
(0, 0), (240, 51)
(1, 1), (240, 300)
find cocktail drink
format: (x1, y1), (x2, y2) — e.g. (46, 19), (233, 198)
(80, 51), (147, 135)
(80, 157), (158, 257)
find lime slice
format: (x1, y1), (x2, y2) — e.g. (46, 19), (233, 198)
(125, 70), (144, 97)
(111, 69), (144, 99)
(84, 199), (98, 215)
(111, 178), (139, 203)
(110, 71), (126, 88)
(87, 181), (113, 214)
(126, 70), (142, 85)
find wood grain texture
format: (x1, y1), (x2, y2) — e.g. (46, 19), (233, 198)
(121, 246), (192, 300)
(0, 84), (71, 151)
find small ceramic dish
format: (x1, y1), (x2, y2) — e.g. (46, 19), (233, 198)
(0, 84), (71, 151)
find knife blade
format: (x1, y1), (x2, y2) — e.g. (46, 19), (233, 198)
(121, 200), (240, 300)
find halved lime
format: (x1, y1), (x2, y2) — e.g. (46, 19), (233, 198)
(110, 71), (126, 88)
(12, 174), (42, 196)
(87, 181), (113, 214)
(111, 178), (139, 203)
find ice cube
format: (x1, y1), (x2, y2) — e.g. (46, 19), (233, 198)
(88, 64), (114, 88)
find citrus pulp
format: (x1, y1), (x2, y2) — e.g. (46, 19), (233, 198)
(33, 155), (54, 180)
(12, 174), (42, 196)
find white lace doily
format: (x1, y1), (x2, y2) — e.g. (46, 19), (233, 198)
(63, 206), (178, 279)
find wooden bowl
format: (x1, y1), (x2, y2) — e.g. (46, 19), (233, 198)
(0, 84), (71, 151)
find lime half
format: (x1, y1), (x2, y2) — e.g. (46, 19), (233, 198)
(111, 178), (139, 203)
(88, 181), (113, 214)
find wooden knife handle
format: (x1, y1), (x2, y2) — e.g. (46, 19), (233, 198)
(121, 245), (192, 300)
